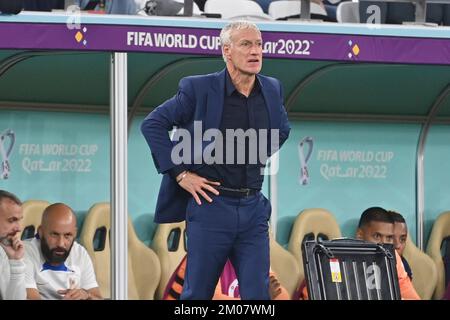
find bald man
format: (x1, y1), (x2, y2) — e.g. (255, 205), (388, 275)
(24, 203), (102, 300)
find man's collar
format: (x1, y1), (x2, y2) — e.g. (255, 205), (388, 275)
(225, 70), (261, 97)
(40, 261), (72, 272)
(225, 70), (236, 97)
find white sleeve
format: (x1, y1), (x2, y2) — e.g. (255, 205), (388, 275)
(23, 253), (38, 290)
(4, 259), (27, 300)
(79, 247), (98, 290)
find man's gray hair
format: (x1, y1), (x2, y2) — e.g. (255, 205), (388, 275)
(220, 21), (261, 63)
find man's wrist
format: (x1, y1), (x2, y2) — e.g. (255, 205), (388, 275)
(82, 289), (91, 300)
(176, 171), (188, 183)
(168, 164), (187, 181)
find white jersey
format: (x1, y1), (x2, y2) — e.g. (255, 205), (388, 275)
(24, 237), (98, 300)
(0, 246), (26, 300)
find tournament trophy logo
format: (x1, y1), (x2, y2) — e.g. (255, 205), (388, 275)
(0, 129), (15, 180)
(298, 136), (314, 185)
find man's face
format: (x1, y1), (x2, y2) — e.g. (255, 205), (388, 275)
(393, 222), (407, 256)
(357, 221), (394, 244)
(223, 28), (263, 76)
(0, 199), (23, 242)
(39, 217), (76, 265)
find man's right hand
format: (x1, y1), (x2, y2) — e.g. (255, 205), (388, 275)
(0, 234), (24, 260)
(177, 171), (220, 205)
(269, 275), (282, 300)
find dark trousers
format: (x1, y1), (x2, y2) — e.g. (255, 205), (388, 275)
(181, 192), (271, 300)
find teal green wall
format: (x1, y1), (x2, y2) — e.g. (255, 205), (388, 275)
(1, 110), (449, 248)
(424, 125), (450, 245)
(276, 121), (421, 246)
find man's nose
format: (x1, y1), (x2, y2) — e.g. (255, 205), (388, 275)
(57, 236), (66, 247)
(13, 223), (21, 233)
(250, 44), (261, 54)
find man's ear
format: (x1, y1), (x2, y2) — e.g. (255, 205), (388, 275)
(355, 228), (363, 240)
(37, 226), (42, 238)
(223, 45), (230, 61)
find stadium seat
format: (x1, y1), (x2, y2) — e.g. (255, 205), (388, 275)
(403, 235), (437, 299)
(79, 202), (161, 299)
(19, 200), (50, 240)
(426, 211), (450, 299)
(336, 1), (360, 23)
(270, 232), (301, 298)
(287, 208), (342, 284)
(152, 221), (187, 299)
(268, 0), (327, 20)
(204, 0), (273, 20)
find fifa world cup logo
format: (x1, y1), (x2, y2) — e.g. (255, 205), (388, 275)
(0, 129), (15, 180)
(298, 136), (313, 185)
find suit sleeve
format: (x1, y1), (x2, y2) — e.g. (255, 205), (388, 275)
(278, 79), (291, 149)
(140, 78), (196, 174)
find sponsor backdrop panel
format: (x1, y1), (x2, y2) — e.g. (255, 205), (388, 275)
(277, 121), (421, 246)
(0, 110), (111, 235)
(0, 110), (161, 243)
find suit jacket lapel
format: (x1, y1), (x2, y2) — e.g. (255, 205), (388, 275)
(204, 69), (226, 131)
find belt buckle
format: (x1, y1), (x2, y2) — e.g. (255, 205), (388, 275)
(240, 188), (250, 197)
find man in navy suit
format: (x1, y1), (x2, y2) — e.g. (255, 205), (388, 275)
(141, 21), (290, 299)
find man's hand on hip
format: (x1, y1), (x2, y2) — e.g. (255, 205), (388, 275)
(177, 171), (220, 205)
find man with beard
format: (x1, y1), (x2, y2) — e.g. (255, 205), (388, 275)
(24, 203), (102, 300)
(0, 190), (26, 300)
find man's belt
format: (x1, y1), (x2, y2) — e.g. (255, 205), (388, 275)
(216, 186), (258, 198)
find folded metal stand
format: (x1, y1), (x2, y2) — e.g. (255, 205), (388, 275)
(302, 238), (401, 300)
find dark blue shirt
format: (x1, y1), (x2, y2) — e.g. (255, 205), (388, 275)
(170, 71), (270, 190)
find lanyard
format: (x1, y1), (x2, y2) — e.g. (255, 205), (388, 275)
(298, 136), (313, 185)
(0, 129), (15, 180)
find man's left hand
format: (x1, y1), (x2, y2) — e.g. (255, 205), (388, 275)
(58, 288), (90, 300)
(0, 234), (24, 260)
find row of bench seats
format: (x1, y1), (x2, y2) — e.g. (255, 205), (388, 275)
(19, 200), (450, 299)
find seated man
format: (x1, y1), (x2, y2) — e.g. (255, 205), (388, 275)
(355, 207), (419, 300)
(24, 203), (102, 300)
(0, 190), (26, 300)
(296, 207), (420, 300)
(164, 255), (289, 300)
(388, 210), (412, 280)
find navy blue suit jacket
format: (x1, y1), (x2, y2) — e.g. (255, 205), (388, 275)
(141, 69), (290, 223)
